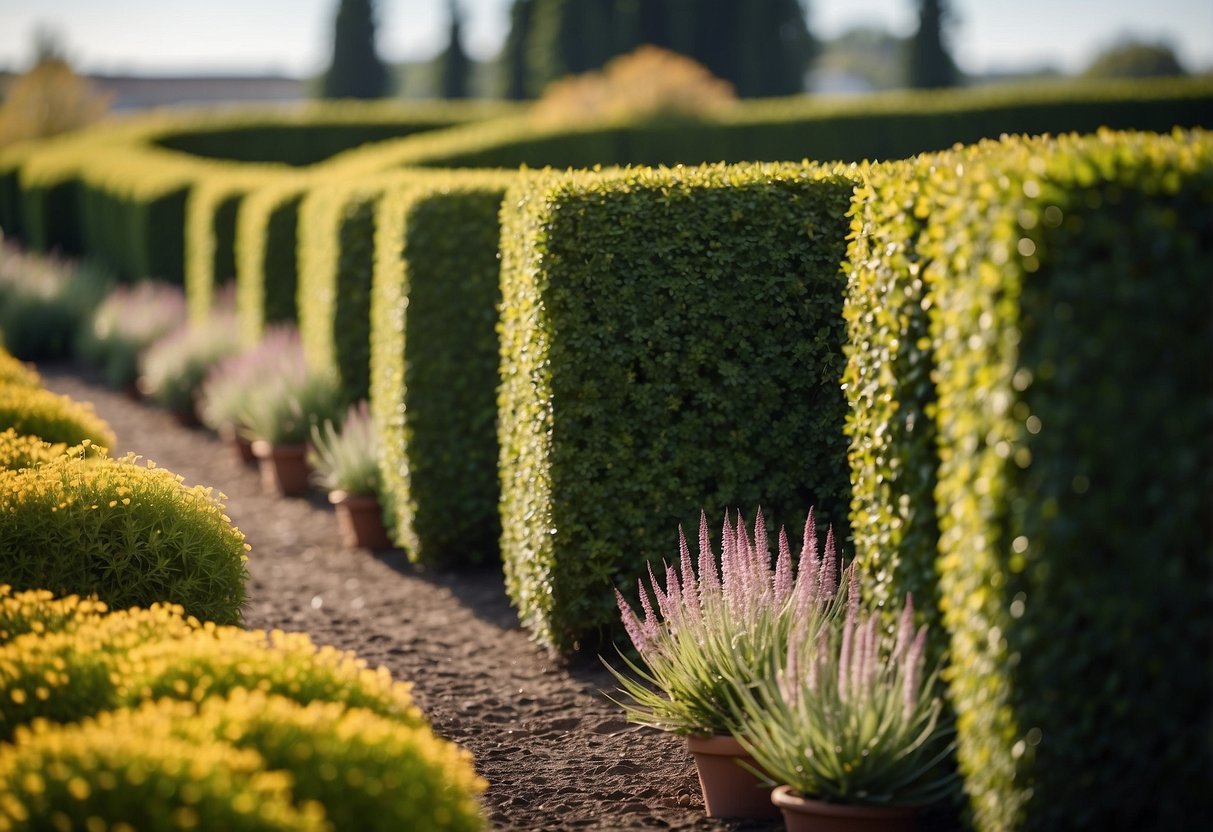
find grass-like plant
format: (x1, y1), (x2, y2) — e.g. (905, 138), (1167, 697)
(0, 382), (117, 448)
(0, 244), (110, 361)
(731, 591), (960, 807)
(140, 310), (242, 413)
(77, 281), (187, 389)
(238, 353), (343, 446)
(0, 450), (248, 623)
(309, 400), (380, 496)
(607, 508), (850, 736)
(198, 326), (301, 435)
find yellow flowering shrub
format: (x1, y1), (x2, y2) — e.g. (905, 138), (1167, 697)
(0, 584), (109, 644)
(0, 349), (38, 388)
(0, 721), (324, 832)
(0, 381), (115, 448)
(0, 451), (248, 622)
(0, 428), (104, 472)
(65, 691), (487, 831)
(0, 593), (421, 739)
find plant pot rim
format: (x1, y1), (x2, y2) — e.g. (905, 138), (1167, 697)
(328, 489), (380, 506)
(771, 785), (921, 818)
(251, 439), (307, 455)
(686, 733), (746, 754)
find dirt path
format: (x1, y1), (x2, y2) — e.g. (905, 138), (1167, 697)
(39, 363), (780, 832)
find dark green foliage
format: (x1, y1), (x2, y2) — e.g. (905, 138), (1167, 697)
(438, 0), (471, 100)
(320, 0), (389, 100)
(907, 0), (959, 89)
(236, 179), (309, 344)
(0, 451), (249, 624)
(498, 163), (857, 650)
(525, 0), (617, 95)
(371, 178), (511, 566)
(1084, 39), (1187, 79)
(22, 177), (82, 254)
(499, 0), (536, 99)
(852, 130), (1213, 830)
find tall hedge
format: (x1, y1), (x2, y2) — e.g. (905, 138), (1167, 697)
(497, 163), (858, 650)
(370, 174), (515, 566)
(234, 175), (315, 343)
(846, 129), (1213, 830)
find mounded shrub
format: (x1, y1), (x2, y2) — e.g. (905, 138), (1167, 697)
(0, 245), (109, 361)
(846, 129), (1213, 830)
(371, 176), (513, 565)
(76, 280), (187, 390)
(0, 428), (97, 471)
(497, 162), (858, 649)
(0, 720), (324, 832)
(0, 593), (421, 740)
(0, 348), (39, 388)
(81, 691), (488, 832)
(139, 308), (242, 415)
(0, 585), (109, 644)
(0, 451), (248, 622)
(0, 382), (116, 447)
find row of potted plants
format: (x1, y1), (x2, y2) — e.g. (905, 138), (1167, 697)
(607, 508), (958, 830)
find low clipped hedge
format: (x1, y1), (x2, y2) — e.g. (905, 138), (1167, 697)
(234, 174), (314, 342)
(371, 175), (514, 565)
(498, 162), (857, 649)
(0, 721), (322, 832)
(845, 129), (1212, 830)
(0, 383), (116, 448)
(0, 450), (248, 623)
(0, 597), (421, 740)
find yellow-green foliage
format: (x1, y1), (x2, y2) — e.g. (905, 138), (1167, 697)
(498, 162), (857, 649)
(185, 168), (290, 323)
(0, 451), (248, 622)
(58, 692), (487, 831)
(0, 349), (39, 387)
(234, 174), (316, 343)
(0, 585), (110, 644)
(0, 594), (421, 740)
(0, 428), (100, 471)
(845, 129), (1213, 830)
(0, 382), (116, 448)
(371, 174), (516, 565)
(0, 720), (324, 832)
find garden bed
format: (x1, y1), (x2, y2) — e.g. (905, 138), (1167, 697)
(38, 362), (779, 832)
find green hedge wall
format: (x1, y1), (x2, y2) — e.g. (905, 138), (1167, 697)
(234, 175), (314, 343)
(497, 162), (858, 650)
(371, 174), (515, 567)
(185, 169), (289, 321)
(324, 77), (1213, 176)
(847, 129), (1213, 830)
(297, 179), (389, 403)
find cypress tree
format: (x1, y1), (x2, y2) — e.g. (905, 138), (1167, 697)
(320, 0), (389, 100)
(437, 0), (471, 99)
(500, 0), (536, 99)
(907, 0), (959, 89)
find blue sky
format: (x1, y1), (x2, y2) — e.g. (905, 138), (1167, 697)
(0, 0), (1209, 77)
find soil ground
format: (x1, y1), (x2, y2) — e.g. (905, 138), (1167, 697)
(39, 363), (783, 832)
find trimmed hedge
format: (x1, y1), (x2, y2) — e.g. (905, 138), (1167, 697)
(234, 174), (314, 342)
(497, 162), (857, 649)
(371, 175), (515, 565)
(0, 450), (248, 623)
(0, 383), (116, 448)
(297, 178), (389, 403)
(845, 129), (1213, 829)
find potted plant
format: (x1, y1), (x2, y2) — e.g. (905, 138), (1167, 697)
(199, 327), (301, 464)
(76, 281), (186, 395)
(731, 592), (960, 831)
(238, 354), (342, 497)
(310, 401), (391, 549)
(607, 507), (851, 819)
(139, 312), (241, 427)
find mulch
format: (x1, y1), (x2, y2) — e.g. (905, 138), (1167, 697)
(38, 362), (782, 832)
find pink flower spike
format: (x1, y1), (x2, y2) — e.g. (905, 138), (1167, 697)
(637, 579), (659, 639)
(904, 625), (929, 719)
(615, 588), (648, 653)
(894, 593), (916, 660)
(774, 527), (793, 605)
(664, 562), (684, 625)
(753, 506), (768, 566)
(820, 526), (839, 599)
(678, 527), (696, 595)
(721, 511), (737, 609)
(838, 607), (855, 702)
(697, 511), (719, 600)
(647, 561), (670, 620)
(800, 508), (818, 563)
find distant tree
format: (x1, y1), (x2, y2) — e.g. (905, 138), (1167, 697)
(1084, 40), (1186, 79)
(907, 0), (959, 89)
(320, 0), (389, 99)
(525, 0), (617, 97)
(499, 0), (535, 99)
(734, 0), (814, 96)
(0, 40), (111, 149)
(437, 0), (471, 99)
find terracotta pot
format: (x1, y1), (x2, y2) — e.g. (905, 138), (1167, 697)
(251, 440), (310, 496)
(221, 424), (257, 465)
(771, 786), (920, 832)
(329, 490), (392, 549)
(686, 734), (779, 819)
